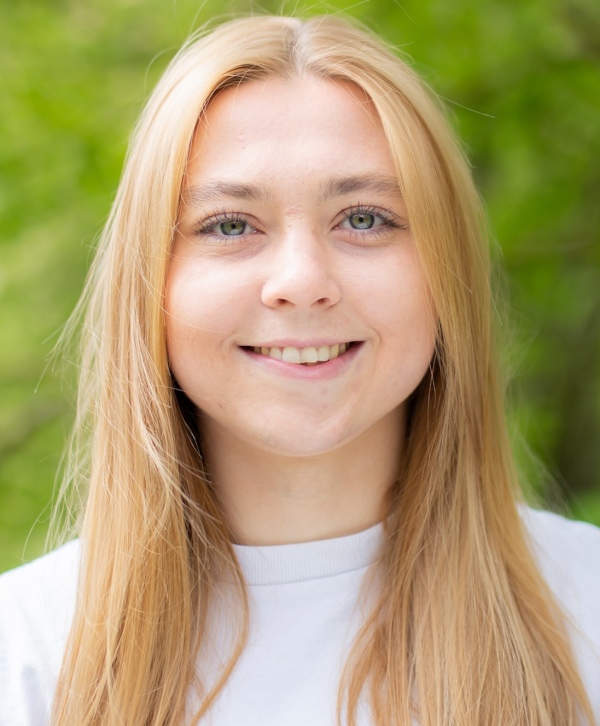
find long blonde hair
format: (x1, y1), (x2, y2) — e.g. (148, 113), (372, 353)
(51, 15), (593, 725)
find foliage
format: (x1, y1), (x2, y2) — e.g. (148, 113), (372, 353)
(1, 0), (599, 573)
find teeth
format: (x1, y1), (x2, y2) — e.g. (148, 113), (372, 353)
(317, 345), (330, 362)
(250, 342), (353, 365)
(300, 347), (318, 363)
(282, 347), (301, 364)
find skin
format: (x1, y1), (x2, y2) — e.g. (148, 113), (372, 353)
(166, 76), (437, 545)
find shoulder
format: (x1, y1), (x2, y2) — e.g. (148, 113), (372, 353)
(0, 541), (80, 726)
(0, 538), (80, 590)
(521, 506), (600, 618)
(0, 540), (80, 631)
(521, 507), (600, 592)
(521, 507), (600, 714)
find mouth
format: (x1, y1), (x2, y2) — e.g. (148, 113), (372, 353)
(241, 341), (359, 366)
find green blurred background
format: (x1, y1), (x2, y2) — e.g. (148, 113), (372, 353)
(1, 0), (599, 574)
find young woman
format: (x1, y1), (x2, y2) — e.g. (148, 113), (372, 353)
(0, 14), (599, 726)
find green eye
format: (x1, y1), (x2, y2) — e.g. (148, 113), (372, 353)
(219, 220), (246, 235)
(349, 212), (375, 230)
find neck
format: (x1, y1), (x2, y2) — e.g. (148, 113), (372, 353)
(200, 409), (403, 545)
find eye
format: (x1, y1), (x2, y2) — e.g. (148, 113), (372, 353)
(337, 205), (405, 240)
(216, 219), (248, 236)
(193, 212), (257, 243)
(348, 212), (377, 230)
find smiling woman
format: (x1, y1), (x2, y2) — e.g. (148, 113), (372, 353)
(166, 77), (436, 544)
(0, 13), (599, 726)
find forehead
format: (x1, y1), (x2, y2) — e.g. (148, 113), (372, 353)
(183, 76), (398, 192)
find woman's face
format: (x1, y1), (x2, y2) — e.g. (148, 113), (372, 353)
(166, 76), (437, 457)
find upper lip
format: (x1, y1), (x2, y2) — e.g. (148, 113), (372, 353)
(240, 339), (358, 348)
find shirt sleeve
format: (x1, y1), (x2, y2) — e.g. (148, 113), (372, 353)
(522, 508), (600, 721)
(0, 541), (80, 726)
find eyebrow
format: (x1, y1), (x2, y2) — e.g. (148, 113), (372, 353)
(181, 174), (402, 207)
(317, 174), (402, 203)
(181, 181), (274, 206)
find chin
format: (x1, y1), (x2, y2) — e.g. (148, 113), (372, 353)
(254, 426), (357, 458)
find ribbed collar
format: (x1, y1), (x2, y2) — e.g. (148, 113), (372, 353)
(232, 523), (383, 586)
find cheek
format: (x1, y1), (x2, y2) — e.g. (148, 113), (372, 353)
(360, 250), (436, 332)
(164, 258), (260, 406)
(164, 266), (221, 380)
(166, 256), (238, 337)
(364, 256), (437, 376)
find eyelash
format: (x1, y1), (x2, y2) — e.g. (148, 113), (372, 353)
(193, 210), (256, 242)
(337, 204), (406, 239)
(192, 205), (407, 243)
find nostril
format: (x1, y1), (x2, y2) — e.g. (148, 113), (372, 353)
(260, 267), (342, 310)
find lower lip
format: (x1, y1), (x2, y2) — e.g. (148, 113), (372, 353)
(240, 342), (363, 381)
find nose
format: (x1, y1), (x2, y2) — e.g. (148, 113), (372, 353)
(260, 229), (342, 309)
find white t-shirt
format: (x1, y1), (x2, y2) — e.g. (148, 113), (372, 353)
(0, 508), (599, 725)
